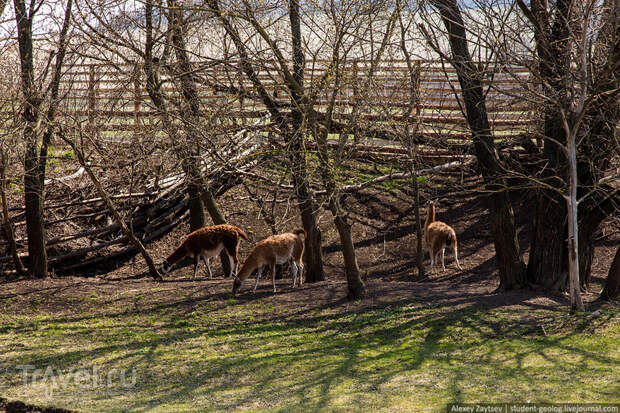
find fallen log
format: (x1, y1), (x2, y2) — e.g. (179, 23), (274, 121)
(335, 158), (474, 195)
(8, 192), (155, 212)
(44, 167), (85, 185)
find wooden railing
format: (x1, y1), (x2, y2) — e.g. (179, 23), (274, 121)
(56, 60), (537, 144)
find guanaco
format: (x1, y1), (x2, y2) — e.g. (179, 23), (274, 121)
(424, 201), (463, 272)
(232, 229), (305, 295)
(161, 224), (248, 279)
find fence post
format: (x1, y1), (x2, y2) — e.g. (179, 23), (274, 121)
(88, 64), (97, 136)
(134, 70), (141, 140)
(414, 60), (422, 136)
(352, 59), (360, 144)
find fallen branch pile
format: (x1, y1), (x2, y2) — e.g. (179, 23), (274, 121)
(0, 117), (271, 274)
(1, 117), (486, 275)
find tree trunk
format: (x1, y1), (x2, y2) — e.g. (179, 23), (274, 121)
(200, 182), (232, 276)
(287, 0), (324, 283)
(527, 195), (567, 290)
(168, 0), (207, 233)
(332, 205), (366, 301)
(185, 172), (206, 232)
(0, 149), (26, 275)
(430, 0), (525, 289)
(566, 131), (584, 311)
(15, 0), (46, 278)
(601, 245), (620, 301)
(410, 164), (425, 279)
(526, 112), (569, 290)
(312, 88), (365, 299)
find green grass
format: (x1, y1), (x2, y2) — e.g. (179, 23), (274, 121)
(0, 288), (618, 412)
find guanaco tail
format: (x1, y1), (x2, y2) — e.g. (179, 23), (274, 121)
(232, 229), (306, 295)
(424, 201), (462, 272)
(161, 224), (248, 279)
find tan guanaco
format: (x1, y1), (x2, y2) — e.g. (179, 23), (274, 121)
(424, 201), (462, 272)
(232, 229), (305, 295)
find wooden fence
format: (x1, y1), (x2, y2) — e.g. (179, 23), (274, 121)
(56, 60), (537, 145)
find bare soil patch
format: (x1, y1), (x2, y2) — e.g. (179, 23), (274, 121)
(2, 170), (618, 322)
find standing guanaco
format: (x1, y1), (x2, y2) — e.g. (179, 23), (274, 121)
(232, 229), (305, 295)
(161, 224), (248, 279)
(424, 201), (463, 272)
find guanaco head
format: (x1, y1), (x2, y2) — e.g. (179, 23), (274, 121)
(160, 260), (171, 275)
(425, 200), (436, 229)
(232, 276), (242, 295)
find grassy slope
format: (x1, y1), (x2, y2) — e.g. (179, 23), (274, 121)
(0, 280), (618, 413)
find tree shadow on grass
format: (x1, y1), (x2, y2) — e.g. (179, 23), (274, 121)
(1, 282), (617, 412)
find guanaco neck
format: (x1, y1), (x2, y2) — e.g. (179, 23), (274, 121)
(425, 203), (435, 230)
(165, 244), (187, 266)
(237, 254), (259, 282)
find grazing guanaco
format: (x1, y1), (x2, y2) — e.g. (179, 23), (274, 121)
(161, 224), (248, 279)
(232, 229), (305, 295)
(424, 201), (462, 272)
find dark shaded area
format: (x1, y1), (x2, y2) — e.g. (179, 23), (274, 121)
(0, 398), (77, 413)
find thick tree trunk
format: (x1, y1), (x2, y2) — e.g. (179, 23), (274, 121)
(15, 0), (46, 278)
(527, 195), (567, 290)
(287, 0), (324, 283)
(526, 110), (569, 290)
(601, 245), (620, 301)
(185, 172), (206, 232)
(332, 205), (366, 301)
(522, 0), (619, 293)
(431, 0), (525, 289)
(298, 198), (324, 283)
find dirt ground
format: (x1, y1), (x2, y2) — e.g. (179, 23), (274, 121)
(2, 169), (618, 318)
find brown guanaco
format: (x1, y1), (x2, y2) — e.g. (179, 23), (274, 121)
(161, 224), (248, 279)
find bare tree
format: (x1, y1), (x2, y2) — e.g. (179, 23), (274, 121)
(419, 0), (619, 308)
(397, 0), (425, 278)
(12, 0), (74, 278)
(514, 0), (619, 307)
(421, 0), (527, 291)
(206, 0), (326, 282)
